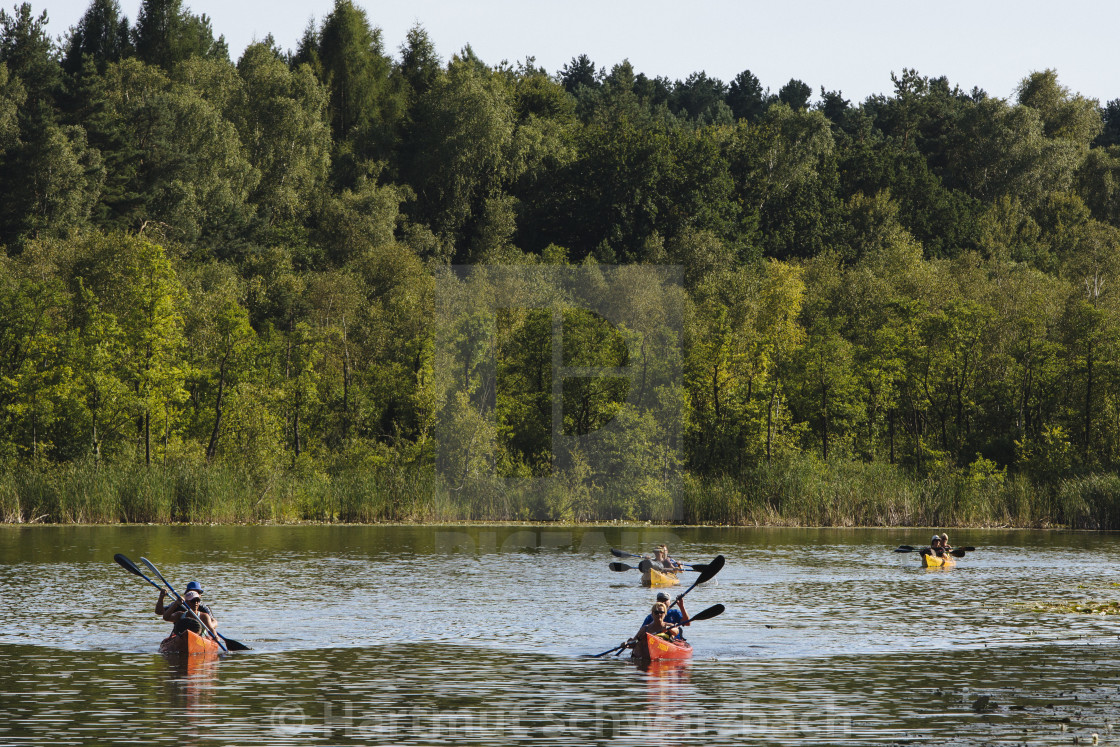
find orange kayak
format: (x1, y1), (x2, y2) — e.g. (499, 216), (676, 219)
(635, 632), (693, 661)
(159, 629), (223, 655)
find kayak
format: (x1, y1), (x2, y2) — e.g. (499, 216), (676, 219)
(641, 566), (680, 587)
(159, 629), (223, 655)
(634, 632), (693, 661)
(920, 553), (956, 568)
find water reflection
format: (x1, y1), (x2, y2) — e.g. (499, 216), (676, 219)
(160, 651), (222, 722)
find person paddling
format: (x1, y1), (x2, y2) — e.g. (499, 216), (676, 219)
(157, 581), (217, 628)
(653, 545), (683, 572)
(166, 590), (219, 639)
(630, 602), (690, 658)
(940, 533), (952, 553)
(641, 591), (689, 638)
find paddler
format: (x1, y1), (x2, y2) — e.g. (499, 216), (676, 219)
(166, 590), (220, 639)
(157, 581), (217, 627)
(940, 533), (952, 552)
(630, 602), (688, 658)
(653, 544), (683, 572)
(641, 591), (689, 638)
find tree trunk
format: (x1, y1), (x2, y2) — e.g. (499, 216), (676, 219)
(1085, 341), (1094, 461)
(205, 352), (229, 463)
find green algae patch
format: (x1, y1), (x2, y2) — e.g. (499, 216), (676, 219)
(1030, 600), (1120, 615)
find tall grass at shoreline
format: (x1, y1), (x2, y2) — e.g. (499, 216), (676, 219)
(682, 457), (1120, 529)
(1, 457), (1119, 528)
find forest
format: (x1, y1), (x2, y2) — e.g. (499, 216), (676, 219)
(3, 0), (1120, 527)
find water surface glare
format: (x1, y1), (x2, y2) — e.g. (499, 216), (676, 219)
(1, 525), (1119, 745)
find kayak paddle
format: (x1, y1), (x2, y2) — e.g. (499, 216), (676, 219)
(666, 602), (725, 631)
(139, 556), (251, 651)
(895, 545), (976, 552)
(609, 561), (708, 573)
(673, 554), (725, 603)
(114, 553), (228, 653)
(894, 546), (972, 558)
(611, 547), (707, 571)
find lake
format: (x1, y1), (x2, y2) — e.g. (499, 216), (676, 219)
(1, 525), (1118, 745)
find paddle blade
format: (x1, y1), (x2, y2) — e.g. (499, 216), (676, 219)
(138, 556), (160, 576)
(608, 562), (633, 572)
(638, 558), (652, 573)
(687, 603), (726, 622)
(114, 553), (144, 577)
(951, 548), (968, 558)
(894, 547), (915, 553)
(219, 636), (252, 651)
(589, 641), (628, 658)
(960, 546), (976, 552)
(695, 555), (725, 585)
(610, 548), (636, 559)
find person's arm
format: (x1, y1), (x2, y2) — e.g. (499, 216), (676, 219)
(676, 598), (689, 625)
(155, 590), (167, 616)
(162, 599), (182, 622)
(199, 611), (219, 637)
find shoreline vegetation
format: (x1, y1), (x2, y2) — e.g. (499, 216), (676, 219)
(3, 457), (1119, 529)
(5, 4), (1120, 531)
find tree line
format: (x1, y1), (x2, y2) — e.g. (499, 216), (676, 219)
(3, 0), (1120, 522)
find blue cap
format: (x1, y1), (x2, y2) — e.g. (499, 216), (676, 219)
(184, 581), (204, 593)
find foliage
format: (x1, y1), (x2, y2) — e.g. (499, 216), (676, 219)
(0, 6), (1120, 525)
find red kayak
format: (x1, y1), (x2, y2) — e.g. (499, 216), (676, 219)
(634, 632), (693, 661)
(159, 629), (223, 655)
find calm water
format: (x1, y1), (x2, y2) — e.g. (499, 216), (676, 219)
(2, 526), (1120, 745)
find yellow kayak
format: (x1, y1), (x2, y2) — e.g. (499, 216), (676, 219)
(920, 553), (956, 568)
(641, 566), (681, 587)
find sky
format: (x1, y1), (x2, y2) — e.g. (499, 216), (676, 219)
(35, 0), (1120, 105)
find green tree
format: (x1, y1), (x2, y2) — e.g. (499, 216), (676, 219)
(131, 0), (227, 69)
(179, 264), (256, 462)
(397, 23), (440, 101)
(314, 0), (400, 166)
(726, 69), (769, 122)
(234, 42), (331, 230)
(0, 261), (72, 461)
(406, 56), (517, 254)
(0, 123), (104, 242)
(62, 0), (130, 75)
(777, 78), (811, 110)
(91, 58), (258, 247)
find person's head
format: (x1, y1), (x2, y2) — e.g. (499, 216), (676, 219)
(184, 590), (201, 607)
(655, 592), (671, 605)
(651, 602), (668, 618)
(184, 581), (203, 595)
(931, 535), (941, 547)
(940, 533), (949, 543)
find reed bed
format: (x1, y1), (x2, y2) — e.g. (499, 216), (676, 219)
(1, 457), (1119, 528)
